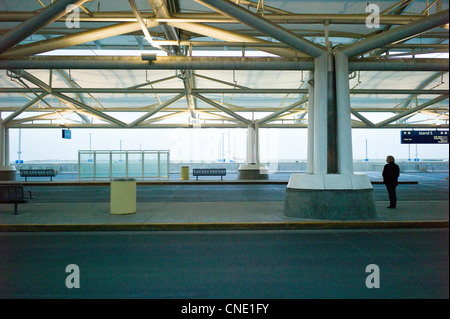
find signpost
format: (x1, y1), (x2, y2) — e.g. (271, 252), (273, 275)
(401, 130), (449, 144)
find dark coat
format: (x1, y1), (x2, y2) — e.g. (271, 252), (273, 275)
(383, 162), (400, 186)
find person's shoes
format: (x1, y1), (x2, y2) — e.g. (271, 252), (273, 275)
(387, 206), (396, 209)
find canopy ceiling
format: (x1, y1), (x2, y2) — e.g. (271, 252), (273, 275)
(0, 0), (448, 129)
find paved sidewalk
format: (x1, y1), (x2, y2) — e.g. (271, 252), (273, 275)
(1, 172), (448, 231)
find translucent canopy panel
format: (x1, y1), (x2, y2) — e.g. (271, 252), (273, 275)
(0, 0), (447, 129)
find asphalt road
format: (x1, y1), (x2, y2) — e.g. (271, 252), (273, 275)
(0, 229), (448, 299)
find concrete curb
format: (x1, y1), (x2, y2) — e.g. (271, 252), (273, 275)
(0, 220), (447, 232)
(1, 180), (418, 186)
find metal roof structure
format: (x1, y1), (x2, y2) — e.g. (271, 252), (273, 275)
(0, 0), (448, 130)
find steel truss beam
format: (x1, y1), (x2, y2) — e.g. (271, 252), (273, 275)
(4, 106), (447, 114)
(1, 88), (448, 95)
(127, 93), (185, 128)
(0, 12), (429, 25)
(7, 123), (448, 129)
(191, 93), (251, 125)
(1, 106), (448, 113)
(0, 56), (448, 72)
(194, 0), (326, 58)
(256, 97), (308, 125)
(375, 94), (449, 127)
(7, 69), (129, 127)
(1, 93), (49, 124)
(0, 0), (90, 55)
(2, 22), (152, 56)
(167, 21), (303, 58)
(340, 9), (449, 58)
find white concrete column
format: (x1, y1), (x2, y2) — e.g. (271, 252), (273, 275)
(254, 123), (260, 165)
(239, 122), (267, 179)
(313, 54), (328, 175)
(307, 71), (314, 174)
(335, 51), (354, 174)
(4, 127), (9, 165)
(246, 123), (258, 165)
(0, 120), (5, 166)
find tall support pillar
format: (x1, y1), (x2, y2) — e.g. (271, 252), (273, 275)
(306, 71), (314, 174)
(0, 120), (4, 166)
(4, 127), (10, 166)
(313, 54), (328, 175)
(284, 53), (376, 220)
(0, 119), (16, 180)
(238, 123), (269, 180)
(246, 123), (257, 165)
(335, 51), (354, 174)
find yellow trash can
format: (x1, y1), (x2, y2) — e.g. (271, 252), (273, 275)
(110, 178), (136, 215)
(180, 166), (189, 180)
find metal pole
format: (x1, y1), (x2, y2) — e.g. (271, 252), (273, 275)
(255, 123), (260, 165)
(3, 22), (147, 56)
(78, 150), (81, 181)
(0, 0), (90, 55)
(221, 132), (225, 162)
(0, 121), (4, 166)
(18, 128), (22, 162)
(1, 56), (447, 72)
(157, 152), (160, 180)
(340, 9), (449, 57)
(142, 151), (145, 180)
(194, 0), (325, 58)
(307, 71), (314, 174)
(89, 134), (92, 152)
(365, 139), (368, 161)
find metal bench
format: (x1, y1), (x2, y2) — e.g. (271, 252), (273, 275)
(0, 185), (33, 215)
(192, 168), (226, 180)
(20, 169), (56, 181)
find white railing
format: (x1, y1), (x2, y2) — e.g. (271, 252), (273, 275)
(78, 150), (170, 180)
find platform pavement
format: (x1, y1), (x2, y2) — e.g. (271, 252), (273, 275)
(0, 172), (448, 231)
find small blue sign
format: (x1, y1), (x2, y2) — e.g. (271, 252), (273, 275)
(62, 129), (71, 139)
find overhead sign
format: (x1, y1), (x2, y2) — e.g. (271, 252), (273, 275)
(62, 129), (71, 139)
(401, 130), (448, 144)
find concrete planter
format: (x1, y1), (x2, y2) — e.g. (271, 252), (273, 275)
(0, 165), (17, 181)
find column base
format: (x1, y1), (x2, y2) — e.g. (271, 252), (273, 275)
(238, 164), (269, 180)
(0, 165), (17, 181)
(284, 174), (376, 220)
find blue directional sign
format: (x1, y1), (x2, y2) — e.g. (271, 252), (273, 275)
(401, 130), (448, 144)
(62, 129), (71, 139)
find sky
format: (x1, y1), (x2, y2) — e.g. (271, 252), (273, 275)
(7, 127), (449, 163)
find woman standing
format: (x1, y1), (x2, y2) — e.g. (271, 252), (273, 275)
(382, 155), (400, 209)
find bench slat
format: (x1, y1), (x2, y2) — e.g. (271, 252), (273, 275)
(19, 169), (55, 181)
(192, 168), (226, 180)
(0, 185), (31, 215)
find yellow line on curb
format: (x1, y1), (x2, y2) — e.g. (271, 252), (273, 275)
(0, 221), (447, 232)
